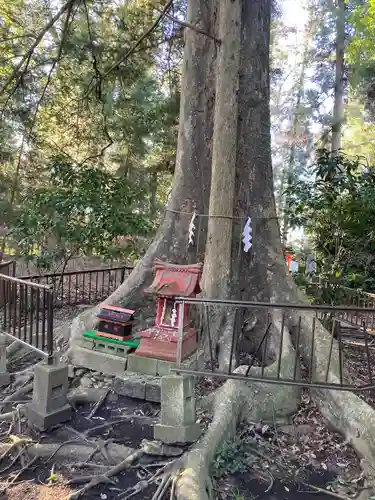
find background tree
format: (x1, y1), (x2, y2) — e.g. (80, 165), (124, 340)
(4, 0), (375, 498)
(287, 149), (375, 295)
(0, 0), (183, 262)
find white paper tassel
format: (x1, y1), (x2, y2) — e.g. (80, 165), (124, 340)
(188, 211), (196, 246)
(171, 303), (177, 327)
(242, 217), (253, 252)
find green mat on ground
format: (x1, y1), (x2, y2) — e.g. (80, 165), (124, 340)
(83, 330), (140, 348)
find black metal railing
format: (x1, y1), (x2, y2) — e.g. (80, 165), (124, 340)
(173, 297), (375, 392)
(0, 273), (54, 363)
(312, 283), (375, 330)
(332, 287), (375, 331)
(18, 266), (133, 307)
(0, 261), (16, 308)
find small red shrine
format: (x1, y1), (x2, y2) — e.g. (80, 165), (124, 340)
(135, 259), (203, 362)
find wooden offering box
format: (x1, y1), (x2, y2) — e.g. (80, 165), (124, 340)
(96, 305), (135, 341)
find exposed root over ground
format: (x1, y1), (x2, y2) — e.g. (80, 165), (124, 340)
(0, 341), (371, 500)
(175, 318), (300, 500)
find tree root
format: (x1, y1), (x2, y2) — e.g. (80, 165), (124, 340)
(151, 474), (172, 500)
(0, 387), (108, 423)
(0, 441), (135, 463)
(0, 407), (26, 422)
(2, 383), (33, 413)
(289, 311), (375, 489)
(175, 319), (300, 500)
(0, 456), (38, 493)
(88, 388), (109, 419)
(6, 341), (25, 359)
(67, 448), (145, 499)
(300, 481), (352, 500)
(65, 440), (183, 499)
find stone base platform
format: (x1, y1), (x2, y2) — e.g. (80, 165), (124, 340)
(127, 350), (204, 377)
(71, 334), (204, 379)
(70, 344), (128, 376)
(114, 350), (204, 402)
(114, 373), (161, 402)
(27, 403), (72, 431)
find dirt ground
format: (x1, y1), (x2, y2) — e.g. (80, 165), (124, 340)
(0, 257), (372, 499)
(0, 347), (371, 500)
(0, 386), (358, 500)
(3, 481), (74, 500)
(0, 386), (366, 500)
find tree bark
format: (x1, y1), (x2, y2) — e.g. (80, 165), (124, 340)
(331, 0), (345, 153)
(202, 0), (241, 352)
(175, 0), (375, 495)
(202, 0), (289, 370)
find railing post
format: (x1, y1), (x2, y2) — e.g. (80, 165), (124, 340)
(47, 287), (54, 365)
(0, 334), (10, 386)
(120, 267), (126, 283)
(176, 300), (185, 369)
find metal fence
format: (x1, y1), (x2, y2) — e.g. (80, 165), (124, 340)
(311, 283), (375, 330)
(331, 286), (375, 331)
(0, 273), (54, 363)
(173, 297), (375, 392)
(18, 266), (133, 307)
(0, 260), (16, 306)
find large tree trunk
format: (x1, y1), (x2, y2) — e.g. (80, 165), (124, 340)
(68, 0), (217, 343)
(201, 0), (241, 353)
(175, 0), (375, 496)
(214, 0), (291, 370)
(67, 0), (375, 497)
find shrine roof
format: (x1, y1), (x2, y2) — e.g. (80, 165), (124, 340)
(144, 259), (203, 297)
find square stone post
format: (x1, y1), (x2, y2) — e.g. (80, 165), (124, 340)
(154, 375), (201, 444)
(27, 362), (72, 431)
(0, 334), (10, 386)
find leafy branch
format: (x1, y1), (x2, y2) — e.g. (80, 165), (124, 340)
(101, 0), (174, 80)
(0, 0), (76, 98)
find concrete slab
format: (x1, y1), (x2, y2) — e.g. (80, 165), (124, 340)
(157, 350), (204, 376)
(145, 380), (161, 403)
(156, 374), (200, 444)
(27, 362), (72, 430)
(114, 373), (146, 399)
(160, 376), (195, 427)
(114, 373), (161, 402)
(70, 344), (127, 376)
(127, 354), (158, 376)
(154, 423), (201, 444)
(124, 350), (204, 377)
